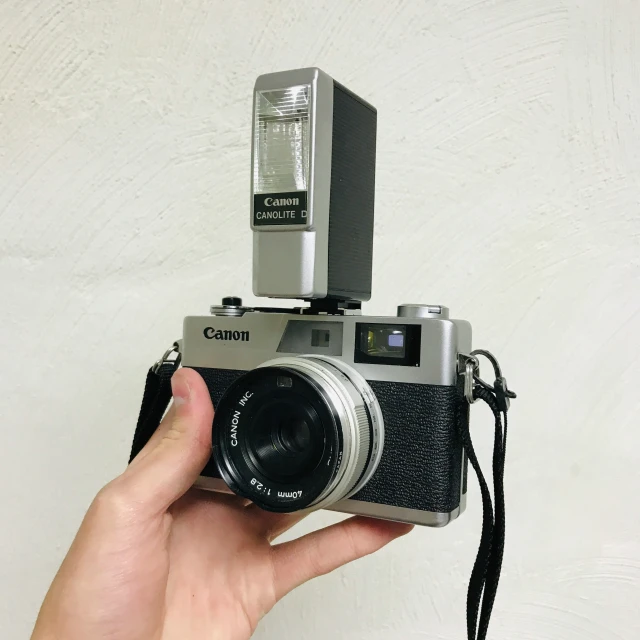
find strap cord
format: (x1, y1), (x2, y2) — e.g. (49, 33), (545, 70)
(462, 387), (506, 640)
(129, 345), (181, 463)
(461, 349), (514, 640)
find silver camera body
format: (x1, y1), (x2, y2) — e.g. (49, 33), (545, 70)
(186, 303), (471, 527)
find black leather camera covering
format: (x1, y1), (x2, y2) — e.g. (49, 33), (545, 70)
(192, 367), (467, 514)
(352, 379), (467, 513)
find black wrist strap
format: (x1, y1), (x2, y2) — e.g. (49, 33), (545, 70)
(460, 350), (515, 640)
(129, 345), (515, 640)
(461, 387), (507, 640)
(129, 345), (181, 463)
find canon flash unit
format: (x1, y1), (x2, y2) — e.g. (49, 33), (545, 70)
(251, 67), (377, 303)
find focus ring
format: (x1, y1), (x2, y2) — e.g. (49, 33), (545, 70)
(309, 355), (385, 497)
(352, 404), (371, 486)
(314, 358), (371, 496)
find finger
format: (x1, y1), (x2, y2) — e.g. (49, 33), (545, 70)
(174, 487), (252, 513)
(192, 486), (252, 509)
(245, 506), (310, 542)
(271, 516), (413, 599)
(119, 368), (214, 514)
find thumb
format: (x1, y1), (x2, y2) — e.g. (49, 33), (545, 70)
(121, 367), (214, 514)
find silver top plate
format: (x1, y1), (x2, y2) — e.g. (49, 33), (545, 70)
(182, 310), (471, 385)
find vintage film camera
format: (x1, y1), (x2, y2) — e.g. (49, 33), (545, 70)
(132, 68), (474, 526)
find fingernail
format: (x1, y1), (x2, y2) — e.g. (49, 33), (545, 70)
(171, 372), (191, 407)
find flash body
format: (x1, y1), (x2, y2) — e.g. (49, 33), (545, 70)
(251, 68), (376, 302)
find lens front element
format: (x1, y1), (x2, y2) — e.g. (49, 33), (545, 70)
(248, 399), (323, 481)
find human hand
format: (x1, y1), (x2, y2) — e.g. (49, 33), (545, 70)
(31, 368), (412, 640)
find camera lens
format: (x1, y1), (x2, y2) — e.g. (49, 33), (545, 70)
(248, 400), (322, 480)
(213, 356), (384, 513)
(274, 416), (311, 455)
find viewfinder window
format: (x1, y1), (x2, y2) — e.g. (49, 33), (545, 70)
(354, 324), (421, 366)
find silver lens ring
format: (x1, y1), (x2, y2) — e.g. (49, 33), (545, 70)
(258, 355), (384, 510)
(310, 356), (385, 496)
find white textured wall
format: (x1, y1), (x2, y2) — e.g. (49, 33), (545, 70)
(1, 1), (639, 638)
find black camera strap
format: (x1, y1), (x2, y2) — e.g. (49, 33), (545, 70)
(129, 344), (181, 463)
(129, 345), (516, 640)
(460, 350), (516, 640)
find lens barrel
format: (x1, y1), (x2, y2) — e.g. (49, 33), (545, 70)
(213, 356), (384, 513)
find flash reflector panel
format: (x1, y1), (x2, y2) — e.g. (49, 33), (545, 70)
(254, 85), (311, 195)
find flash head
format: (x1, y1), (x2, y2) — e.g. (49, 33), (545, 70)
(251, 68), (377, 303)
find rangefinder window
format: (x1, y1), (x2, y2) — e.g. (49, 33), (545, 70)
(354, 323), (421, 366)
(311, 329), (331, 347)
(277, 320), (343, 356)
